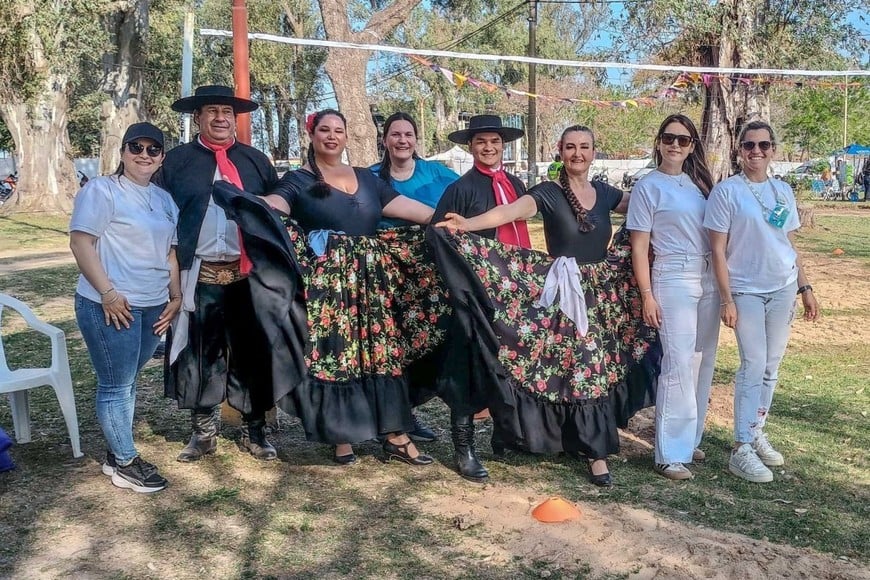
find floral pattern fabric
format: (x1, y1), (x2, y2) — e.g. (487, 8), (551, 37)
(283, 220), (452, 383)
(443, 227), (655, 404)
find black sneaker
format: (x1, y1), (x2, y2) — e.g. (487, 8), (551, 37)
(111, 456), (168, 493)
(408, 413), (437, 443)
(101, 451), (117, 476)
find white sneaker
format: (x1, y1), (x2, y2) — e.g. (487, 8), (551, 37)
(654, 462), (694, 480)
(729, 444), (773, 483)
(752, 433), (784, 466)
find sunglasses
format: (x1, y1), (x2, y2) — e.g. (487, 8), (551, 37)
(740, 140), (773, 152)
(126, 142), (163, 157)
(660, 133), (694, 147)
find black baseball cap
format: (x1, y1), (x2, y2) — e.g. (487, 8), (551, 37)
(122, 122), (165, 148)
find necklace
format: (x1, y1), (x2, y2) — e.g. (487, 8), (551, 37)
(740, 173), (784, 214)
(657, 169), (684, 187)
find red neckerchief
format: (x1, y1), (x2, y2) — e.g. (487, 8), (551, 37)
(199, 136), (252, 275)
(473, 161), (532, 249)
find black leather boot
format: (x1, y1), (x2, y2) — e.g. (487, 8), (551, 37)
(177, 407), (219, 462)
(451, 413), (488, 482)
(240, 417), (278, 461)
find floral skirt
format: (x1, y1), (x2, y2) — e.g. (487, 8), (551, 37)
(282, 222), (454, 444)
(426, 226), (659, 457)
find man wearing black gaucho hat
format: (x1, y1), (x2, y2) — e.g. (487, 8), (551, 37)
(429, 114), (531, 483)
(155, 85), (280, 462)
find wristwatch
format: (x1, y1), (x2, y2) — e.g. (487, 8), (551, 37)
(797, 285), (813, 295)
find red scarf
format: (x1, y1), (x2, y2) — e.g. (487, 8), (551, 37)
(200, 136), (252, 275)
(473, 162), (532, 249)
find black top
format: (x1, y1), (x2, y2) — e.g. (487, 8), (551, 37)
(270, 168), (399, 235)
(527, 180), (623, 263)
(432, 167), (527, 240)
(154, 137), (279, 269)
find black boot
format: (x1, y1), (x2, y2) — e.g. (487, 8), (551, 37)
(240, 417), (278, 461)
(451, 413), (488, 483)
(177, 407), (219, 462)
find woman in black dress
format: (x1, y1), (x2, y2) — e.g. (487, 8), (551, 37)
(434, 125), (657, 486)
(264, 109), (443, 466)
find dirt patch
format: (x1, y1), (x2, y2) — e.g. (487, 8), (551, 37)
(421, 487), (868, 579)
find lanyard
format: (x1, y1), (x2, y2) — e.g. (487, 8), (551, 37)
(740, 173), (785, 214)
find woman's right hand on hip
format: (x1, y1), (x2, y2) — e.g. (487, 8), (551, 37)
(101, 291), (133, 330)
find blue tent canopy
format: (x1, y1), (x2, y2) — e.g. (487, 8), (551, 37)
(840, 143), (870, 155)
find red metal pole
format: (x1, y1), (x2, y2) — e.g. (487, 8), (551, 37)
(232, 0), (252, 145)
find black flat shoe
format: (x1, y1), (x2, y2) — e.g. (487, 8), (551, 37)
(587, 459), (613, 488)
(383, 439), (434, 466)
(333, 447), (357, 465)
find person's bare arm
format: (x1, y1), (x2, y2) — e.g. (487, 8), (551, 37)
(788, 231), (819, 321)
(435, 195), (537, 232)
(708, 230), (736, 328)
(629, 230), (660, 329)
(153, 248), (182, 336)
(613, 191), (630, 214)
(69, 231), (133, 329)
(382, 195), (435, 224)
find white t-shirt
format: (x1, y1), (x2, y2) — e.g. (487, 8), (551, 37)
(625, 170), (710, 256)
(70, 175), (179, 306)
(703, 174), (800, 293)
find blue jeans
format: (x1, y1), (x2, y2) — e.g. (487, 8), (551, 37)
(732, 281), (797, 443)
(652, 254), (720, 464)
(75, 294), (164, 463)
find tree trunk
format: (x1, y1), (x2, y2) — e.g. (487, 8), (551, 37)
(0, 87), (77, 213)
(318, 0), (422, 166)
(797, 204), (815, 229)
(699, 0), (770, 183)
(99, 1), (149, 176)
(324, 49), (377, 165)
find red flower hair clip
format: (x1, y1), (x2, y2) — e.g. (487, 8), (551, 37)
(305, 113), (316, 134)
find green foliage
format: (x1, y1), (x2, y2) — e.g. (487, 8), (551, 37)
(783, 86), (870, 158)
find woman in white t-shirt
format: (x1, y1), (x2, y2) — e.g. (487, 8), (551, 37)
(626, 114), (719, 481)
(70, 122), (180, 494)
(704, 120), (819, 483)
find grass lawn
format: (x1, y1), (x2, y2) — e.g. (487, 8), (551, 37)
(0, 206), (867, 578)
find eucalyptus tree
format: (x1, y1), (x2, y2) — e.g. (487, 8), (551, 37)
(0, 1), (109, 212)
(619, 0), (861, 180)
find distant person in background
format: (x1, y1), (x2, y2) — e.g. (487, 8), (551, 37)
(372, 111), (460, 443)
(70, 122), (180, 493)
(547, 154), (563, 181)
(835, 158), (847, 196)
(862, 159), (869, 202)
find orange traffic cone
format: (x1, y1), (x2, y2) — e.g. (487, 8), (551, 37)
(832, 248), (845, 256)
(532, 497), (581, 523)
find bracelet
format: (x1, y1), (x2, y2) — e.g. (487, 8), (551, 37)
(797, 284), (813, 295)
(640, 288), (652, 294)
(170, 294), (182, 300)
(103, 294), (120, 305)
(720, 301), (734, 307)
(99, 287), (115, 296)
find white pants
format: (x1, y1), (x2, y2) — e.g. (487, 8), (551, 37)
(653, 254), (720, 464)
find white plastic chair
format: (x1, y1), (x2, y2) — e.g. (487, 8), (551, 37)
(0, 294), (83, 458)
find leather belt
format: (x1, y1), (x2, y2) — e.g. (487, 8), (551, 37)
(198, 260), (245, 285)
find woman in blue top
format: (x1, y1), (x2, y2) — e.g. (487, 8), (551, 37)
(372, 112), (459, 229)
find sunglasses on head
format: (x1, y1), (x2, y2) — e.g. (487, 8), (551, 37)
(740, 140), (773, 152)
(126, 142), (163, 157)
(660, 133), (694, 147)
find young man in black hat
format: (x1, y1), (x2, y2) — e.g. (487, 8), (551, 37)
(155, 85), (280, 462)
(430, 114), (531, 483)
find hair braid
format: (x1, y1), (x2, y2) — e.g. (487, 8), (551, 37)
(558, 166), (596, 232)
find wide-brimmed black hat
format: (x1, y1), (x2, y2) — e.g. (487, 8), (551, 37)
(447, 114), (524, 144)
(122, 122), (164, 148)
(171, 85), (259, 114)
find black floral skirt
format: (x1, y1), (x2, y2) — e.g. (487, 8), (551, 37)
(426, 226), (659, 458)
(283, 222), (454, 444)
